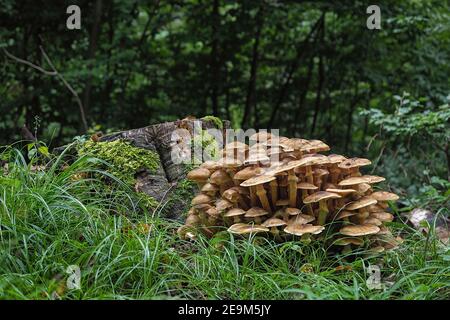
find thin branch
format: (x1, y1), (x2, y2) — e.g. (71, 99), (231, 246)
(3, 46), (89, 132)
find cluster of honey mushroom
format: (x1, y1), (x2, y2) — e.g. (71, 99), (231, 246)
(178, 132), (402, 253)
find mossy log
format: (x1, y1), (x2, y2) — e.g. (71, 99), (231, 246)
(96, 117), (230, 219)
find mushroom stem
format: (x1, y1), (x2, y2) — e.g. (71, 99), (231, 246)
(288, 170), (298, 207)
(238, 197), (250, 210)
(342, 244), (352, 255)
(301, 234), (311, 244)
(317, 200), (329, 225)
(249, 186), (258, 206)
(269, 179), (279, 207)
(255, 185), (272, 213)
(301, 189), (313, 215)
(270, 227), (282, 241)
(305, 166), (314, 184)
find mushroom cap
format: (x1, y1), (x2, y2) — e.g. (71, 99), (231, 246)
(224, 207), (246, 217)
(210, 169), (231, 185)
(224, 141), (249, 150)
(325, 188), (356, 195)
(216, 198), (234, 211)
(285, 207), (301, 216)
(262, 218), (287, 228)
(338, 157), (371, 169)
(370, 191), (399, 201)
(185, 214), (201, 226)
(301, 140), (330, 152)
(240, 174), (276, 187)
(206, 207), (219, 217)
(200, 160), (222, 171)
(245, 207), (269, 218)
(346, 196), (377, 210)
(369, 246), (385, 253)
(284, 223), (325, 236)
(228, 223), (269, 235)
(234, 166), (264, 181)
(334, 237), (364, 246)
(340, 224), (380, 236)
(217, 157), (243, 168)
(244, 153), (270, 165)
(368, 204), (386, 212)
(338, 176), (369, 186)
(268, 159), (305, 174)
(275, 199), (290, 206)
(222, 188), (240, 203)
(298, 154), (330, 166)
(335, 210), (358, 220)
(364, 175), (386, 184)
(313, 168), (329, 177)
(297, 182), (319, 190)
(303, 191), (341, 204)
(193, 203), (212, 211)
(356, 183), (372, 193)
(191, 194), (213, 206)
(370, 211), (394, 222)
(290, 214), (315, 224)
(365, 217), (382, 226)
(187, 167), (211, 182)
(201, 183), (219, 193)
(327, 154), (347, 164)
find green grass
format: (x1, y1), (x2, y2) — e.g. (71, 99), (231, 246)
(0, 146), (448, 300)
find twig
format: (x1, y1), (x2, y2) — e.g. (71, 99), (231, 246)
(3, 47), (89, 132)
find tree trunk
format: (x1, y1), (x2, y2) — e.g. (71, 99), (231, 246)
(210, 0), (220, 116)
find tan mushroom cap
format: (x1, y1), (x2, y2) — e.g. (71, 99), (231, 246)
(284, 223), (325, 236)
(224, 207), (246, 217)
(356, 183), (372, 193)
(206, 207), (219, 217)
(297, 182), (318, 190)
(250, 131), (273, 142)
(338, 176), (369, 186)
(335, 210), (358, 220)
(314, 168), (329, 177)
(201, 183), (219, 193)
(224, 141), (249, 150)
(370, 191), (399, 201)
(327, 154), (347, 164)
(217, 157), (243, 168)
(345, 196), (377, 210)
(290, 214), (315, 224)
(245, 207), (269, 218)
(370, 212), (394, 222)
(365, 217), (382, 226)
(262, 218), (287, 228)
(210, 169), (231, 185)
(187, 167), (211, 182)
(234, 166), (264, 181)
(228, 223), (269, 235)
(364, 175), (386, 184)
(268, 159), (304, 174)
(285, 207), (301, 216)
(240, 174), (276, 187)
(338, 157), (371, 169)
(326, 188), (356, 195)
(334, 237), (364, 246)
(222, 188), (240, 202)
(244, 153), (270, 165)
(185, 214), (201, 226)
(298, 154), (330, 166)
(191, 194), (212, 206)
(216, 198), (234, 211)
(200, 160), (222, 171)
(303, 191), (341, 204)
(340, 224), (380, 236)
(369, 246), (385, 253)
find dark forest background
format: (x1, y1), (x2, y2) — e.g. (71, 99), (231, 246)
(1, 0), (449, 197)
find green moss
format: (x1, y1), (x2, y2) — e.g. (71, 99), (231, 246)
(78, 139), (160, 186)
(192, 129), (219, 160)
(201, 115), (223, 129)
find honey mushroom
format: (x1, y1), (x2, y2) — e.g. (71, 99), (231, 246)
(338, 157), (371, 178)
(240, 175), (276, 213)
(201, 183), (219, 197)
(224, 207), (246, 224)
(334, 237), (364, 255)
(327, 154), (347, 183)
(284, 223), (325, 243)
(296, 182), (318, 215)
(245, 207), (269, 224)
(210, 169), (234, 195)
(187, 167), (211, 189)
(228, 223), (269, 236)
(223, 187), (249, 210)
(303, 191), (341, 226)
(345, 196), (378, 224)
(262, 218), (287, 240)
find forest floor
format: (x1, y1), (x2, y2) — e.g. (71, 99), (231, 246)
(0, 148), (449, 300)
